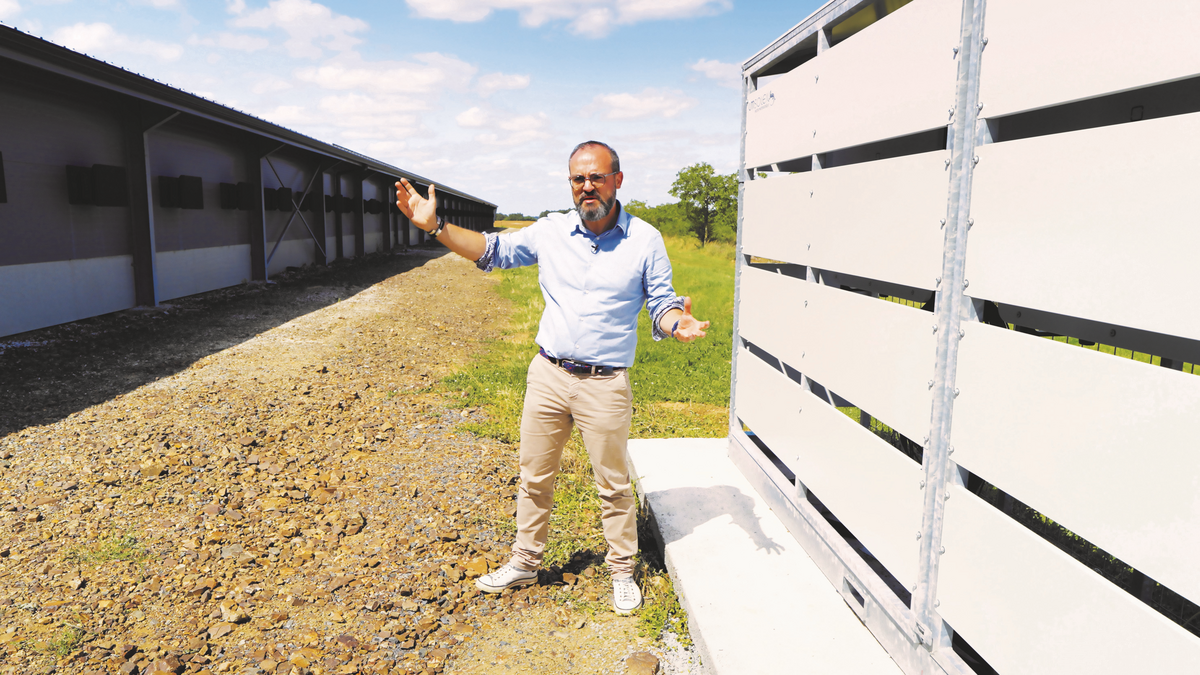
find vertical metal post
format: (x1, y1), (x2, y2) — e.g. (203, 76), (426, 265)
(333, 172), (344, 260)
(729, 70), (753, 437)
(314, 169), (328, 264)
(123, 104), (177, 307)
(353, 171), (365, 258)
(381, 177), (393, 251)
(912, 0), (987, 651)
(248, 152), (268, 281)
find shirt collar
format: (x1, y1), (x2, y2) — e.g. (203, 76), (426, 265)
(570, 201), (629, 237)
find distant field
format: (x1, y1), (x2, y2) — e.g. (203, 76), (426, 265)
(495, 220), (535, 229)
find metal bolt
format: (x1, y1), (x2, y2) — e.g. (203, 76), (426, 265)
(977, 102), (985, 112)
(944, 159), (951, 170)
(967, 218), (974, 229)
(972, 155), (980, 166)
(809, 190), (814, 197)
(940, 546), (946, 554)
(935, 276), (942, 285)
(958, 328), (965, 339)
(927, 380), (934, 389)
(932, 325), (938, 333)
(1109, 328), (1117, 337)
(948, 106), (955, 119)
(947, 445), (954, 455)
(934, 599), (941, 608)
(954, 388), (960, 398)
(922, 435), (930, 445)
(952, 46), (959, 57)
(916, 532), (922, 540)
(944, 492), (951, 501)
(963, 279), (970, 289)
(798, 408), (802, 414)
(981, 37), (989, 48)
(815, 75), (819, 83)
(813, 130), (817, 138)
(919, 480), (926, 489)
(939, 218), (946, 228)
(804, 300), (808, 307)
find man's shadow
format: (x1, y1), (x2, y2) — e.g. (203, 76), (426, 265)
(641, 485), (784, 556)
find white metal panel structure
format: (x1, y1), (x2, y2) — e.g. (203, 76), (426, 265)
(953, 323), (1200, 605)
(968, 111), (1200, 341)
(937, 484), (1200, 674)
(0, 256), (136, 336)
(979, 0), (1200, 118)
(739, 266), (936, 443)
(736, 351), (924, 587)
(745, 0), (960, 168)
(742, 150), (948, 291)
(735, 1), (1200, 673)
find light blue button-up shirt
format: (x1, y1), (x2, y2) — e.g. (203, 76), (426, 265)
(476, 204), (683, 368)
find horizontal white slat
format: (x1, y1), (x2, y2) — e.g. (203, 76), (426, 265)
(743, 150), (948, 290)
(745, 0), (961, 168)
(938, 484), (1200, 673)
(734, 350), (924, 587)
(980, 0), (1200, 118)
(952, 322), (1200, 605)
(738, 266), (936, 443)
(969, 111), (1200, 341)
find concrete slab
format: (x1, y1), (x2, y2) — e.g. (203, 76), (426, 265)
(629, 437), (901, 675)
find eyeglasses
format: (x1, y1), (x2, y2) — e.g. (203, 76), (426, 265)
(568, 171), (618, 188)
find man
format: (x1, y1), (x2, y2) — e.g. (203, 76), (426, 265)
(394, 141), (709, 615)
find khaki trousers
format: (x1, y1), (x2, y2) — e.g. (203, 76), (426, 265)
(510, 354), (637, 578)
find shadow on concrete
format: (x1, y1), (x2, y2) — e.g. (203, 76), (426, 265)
(646, 485), (784, 555)
(0, 247), (449, 438)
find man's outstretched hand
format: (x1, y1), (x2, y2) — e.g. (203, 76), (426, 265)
(672, 296), (710, 343)
(395, 178), (437, 232)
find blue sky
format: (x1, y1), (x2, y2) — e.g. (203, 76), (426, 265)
(0, 0), (825, 215)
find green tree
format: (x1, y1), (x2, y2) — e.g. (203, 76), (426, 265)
(668, 163), (737, 246)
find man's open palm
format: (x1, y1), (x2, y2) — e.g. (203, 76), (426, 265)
(395, 178), (438, 231)
(674, 296), (710, 343)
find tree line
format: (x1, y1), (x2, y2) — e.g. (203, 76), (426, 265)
(494, 162), (738, 246)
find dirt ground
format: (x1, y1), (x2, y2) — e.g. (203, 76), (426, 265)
(0, 248), (698, 674)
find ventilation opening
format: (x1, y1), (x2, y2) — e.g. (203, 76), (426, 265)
(979, 300), (1200, 375)
(744, 260), (936, 308)
(963, 470), (1200, 640)
(987, 74), (1200, 144)
(843, 578), (866, 607)
(740, 416), (913, 608)
(952, 631), (1000, 675)
(752, 126), (947, 176)
(828, 0), (916, 48)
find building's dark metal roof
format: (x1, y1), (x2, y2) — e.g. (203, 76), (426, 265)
(0, 23), (495, 208)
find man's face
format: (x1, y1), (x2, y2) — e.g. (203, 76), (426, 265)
(569, 146), (623, 222)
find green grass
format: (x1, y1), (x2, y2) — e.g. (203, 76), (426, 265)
(441, 234), (733, 640)
(65, 532), (149, 565)
(43, 627), (85, 658)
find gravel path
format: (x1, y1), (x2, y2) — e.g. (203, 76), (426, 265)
(0, 248), (701, 675)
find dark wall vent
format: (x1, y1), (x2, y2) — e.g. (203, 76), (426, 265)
(159, 176), (180, 208)
(179, 175), (203, 210)
(263, 186), (278, 211)
(91, 165), (128, 207)
(0, 151), (7, 204)
(275, 186), (292, 210)
(236, 182), (254, 211)
(66, 165), (94, 205)
(219, 182), (238, 210)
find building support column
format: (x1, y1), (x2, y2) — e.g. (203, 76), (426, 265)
(122, 102), (177, 306)
(248, 148), (272, 281)
(353, 170), (366, 258)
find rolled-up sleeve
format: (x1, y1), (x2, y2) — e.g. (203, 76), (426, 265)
(644, 235), (684, 341)
(478, 224), (541, 273)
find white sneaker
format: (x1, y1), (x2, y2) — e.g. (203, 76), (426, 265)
(612, 576), (643, 615)
(475, 564), (538, 593)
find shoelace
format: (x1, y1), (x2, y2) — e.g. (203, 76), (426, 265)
(614, 579), (639, 603)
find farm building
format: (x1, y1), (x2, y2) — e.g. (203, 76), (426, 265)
(0, 25), (494, 339)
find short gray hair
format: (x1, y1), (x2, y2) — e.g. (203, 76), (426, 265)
(569, 141), (620, 173)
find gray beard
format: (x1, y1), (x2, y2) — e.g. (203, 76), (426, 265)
(576, 193), (615, 222)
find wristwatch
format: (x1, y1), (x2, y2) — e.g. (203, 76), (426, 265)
(429, 215), (446, 239)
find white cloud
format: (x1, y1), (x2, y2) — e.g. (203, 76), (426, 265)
(233, 0), (368, 59)
(295, 52), (476, 94)
(690, 57), (740, 89)
(404, 0), (730, 37)
(0, 0), (21, 21)
(137, 0), (180, 8)
(52, 23), (185, 61)
(188, 32), (271, 52)
(588, 88), (696, 120)
(252, 75), (292, 94)
(456, 106), (488, 127)
(477, 72), (530, 97)
(226, 0), (247, 13)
